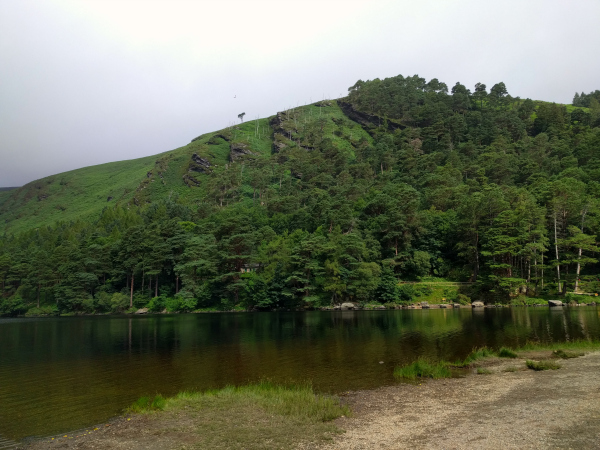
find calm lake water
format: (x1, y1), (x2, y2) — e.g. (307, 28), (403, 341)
(1, 307), (600, 441)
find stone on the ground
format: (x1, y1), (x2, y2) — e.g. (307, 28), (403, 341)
(439, 304), (447, 308)
(548, 300), (563, 307)
(453, 303), (461, 308)
(135, 308), (148, 314)
(341, 302), (355, 310)
(472, 301), (484, 307)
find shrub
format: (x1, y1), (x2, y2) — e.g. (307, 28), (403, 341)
(147, 295), (166, 312)
(397, 284), (415, 303)
(526, 360), (561, 371)
(25, 305), (59, 316)
(0, 295), (28, 316)
(109, 293), (130, 313)
(457, 294), (471, 305)
(166, 295), (198, 313)
(81, 297), (96, 313)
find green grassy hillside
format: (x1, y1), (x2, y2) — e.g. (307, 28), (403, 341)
(0, 101), (369, 234)
(0, 154), (159, 233)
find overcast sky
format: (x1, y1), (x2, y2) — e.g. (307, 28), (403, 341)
(1, 0), (599, 187)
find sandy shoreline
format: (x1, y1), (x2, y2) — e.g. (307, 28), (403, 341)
(18, 351), (600, 449)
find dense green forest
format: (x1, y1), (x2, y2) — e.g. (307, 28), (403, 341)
(1, 74), (600, 316)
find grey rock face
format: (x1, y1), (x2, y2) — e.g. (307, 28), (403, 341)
(229, 143), (256, 162)
(548, 300), (563, 307)
(340, 302), (355, 310)
(190, 153), (212, 173)
(472, 301), (485, 307)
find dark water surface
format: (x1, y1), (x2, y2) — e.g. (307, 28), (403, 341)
(1, 307), (600, 440)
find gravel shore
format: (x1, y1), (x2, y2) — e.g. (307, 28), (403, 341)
(323, 351), (600, 449)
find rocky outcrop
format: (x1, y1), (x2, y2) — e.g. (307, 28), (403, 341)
(421, 301), (430, 309)
(337, 100), (405, 133)
(190, 153), (212, 173)
(548, 300), (563, 307)
(135, 308), (149, 314)
(341, 302), (355, 310)
(472, 301), (485, 307)
(229, 143), (256, 162)
(270, 112), (293, 153)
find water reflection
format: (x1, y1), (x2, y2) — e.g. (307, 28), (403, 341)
(0, 307), (599, 440)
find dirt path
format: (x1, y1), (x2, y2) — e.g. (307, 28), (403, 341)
(324, 352), (600, 449)
(21, 352), (600, 449)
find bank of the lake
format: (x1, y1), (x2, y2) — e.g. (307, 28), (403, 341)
(19, 346), (600, 449)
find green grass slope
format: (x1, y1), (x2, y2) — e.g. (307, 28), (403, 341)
(0, 155), (159, 233)
(0, 101), (369, 234)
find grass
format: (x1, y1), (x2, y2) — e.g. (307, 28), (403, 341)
(552, 349), (585, 359)
(126, 381), (349, 449)
(526, 360), (562, 371)
(460, 347), (496, 366)
(498, 347), (518, 358)
(476, 368), (492, 375)
(519, 339), (600, 352)
(128, 394), (166, 413)
(395, 339), (599, 381)
(393, 358), (453, 380)
(0, 101), (373, 236)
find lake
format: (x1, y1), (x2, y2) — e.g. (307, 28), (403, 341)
(1, 307), (599, 441)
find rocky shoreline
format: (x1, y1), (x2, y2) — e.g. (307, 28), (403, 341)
(12, 299), (600, 318)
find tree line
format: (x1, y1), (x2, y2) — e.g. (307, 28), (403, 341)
(1, 74), (599, 315)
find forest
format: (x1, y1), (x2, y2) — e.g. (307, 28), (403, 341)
(1, 73), (599, 315)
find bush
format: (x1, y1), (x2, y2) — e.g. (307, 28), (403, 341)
(166, 295), (198, 313)
(82, 297), (96, 313)
(147, 295), (166, 312)
(133, 293), (149, 309)
(25, 305), (59, 316)
(0, 295), (28, 316)
(397, 284), (415, 303)
(106, 293), (129, 313)
(457, 294), (471, 305)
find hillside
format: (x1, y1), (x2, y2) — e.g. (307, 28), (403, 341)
(1, 73), (599, 316)
(0, 102), (368, 235)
